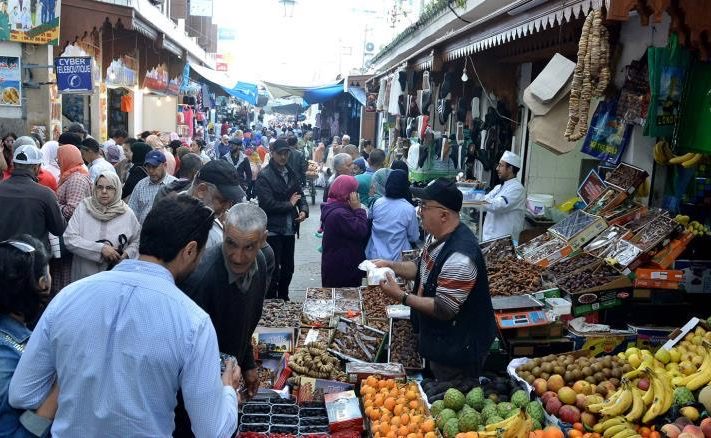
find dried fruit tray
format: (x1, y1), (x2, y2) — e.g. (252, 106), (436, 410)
(360, 286), (398, 320)
(387, 318), (425, 370)
(328, 317), (386, 363)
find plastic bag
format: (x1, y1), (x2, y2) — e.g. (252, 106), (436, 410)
(645, 33), (691, 138)
(581, 100), (632, 165)
(358, 260), (396, 286)
(676, 59), (711, 154)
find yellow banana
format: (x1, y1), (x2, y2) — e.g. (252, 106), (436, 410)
(604, 424), (633, 438)
(669, 152), (695, 164)
(653, 142), (667, 165)
(625, 388), (645, 422)
(656, 369), (674, 412)
(675, 348), (711, 388)
(642, 384), (654, 406)
(600, 385), (634, 416)
(485, 411), (521, 432)
(686, 365), (711, 390)
(682, 153), (703, 168)
(611, 428), (639, 438)
(595, 417), (629, 433)
(662, 142), (675, 161)
(642, 369), (665, 423)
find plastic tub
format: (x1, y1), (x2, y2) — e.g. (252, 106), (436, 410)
(527, 193), (555, 217)
(545, 297), (572, 316)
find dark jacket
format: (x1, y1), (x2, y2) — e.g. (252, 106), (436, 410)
(287, 148), (307, 185)
(320, 202), (368, 287)
(0, 168), (66, 245)
(412, 223), (496, 369)
(153, 178), (192, 205)
(122, 165), (147, 200)
(255, 162), (309, 236)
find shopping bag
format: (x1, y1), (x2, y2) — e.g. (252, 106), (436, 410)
(676, 59), (711, 154)
(581, 99), (632, 165)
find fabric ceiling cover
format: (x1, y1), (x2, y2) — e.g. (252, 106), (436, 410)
(263, 80), (345, 104)
(348, 86), (366, 106)
(188, 63), (259, 105)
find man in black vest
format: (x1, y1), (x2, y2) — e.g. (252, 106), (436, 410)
(376, 178), (497, 381)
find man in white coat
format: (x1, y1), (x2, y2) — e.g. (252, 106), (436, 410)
(475, 150), (526, 242)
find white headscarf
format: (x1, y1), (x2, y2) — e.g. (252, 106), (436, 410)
(41, 141), (60, 182)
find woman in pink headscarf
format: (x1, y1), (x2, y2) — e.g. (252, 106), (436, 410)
(320, 175), (369, 287)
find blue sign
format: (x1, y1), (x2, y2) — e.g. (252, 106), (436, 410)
(55, 57), (93, 94)
(218, 28), (236, 41)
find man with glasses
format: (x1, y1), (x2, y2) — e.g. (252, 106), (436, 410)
(374, 178), (496, 381)
(0, 143), (66, 245)
(255, 138), (308, 301)
(10, 196), (241, 437)
(127, 150), (177, 224)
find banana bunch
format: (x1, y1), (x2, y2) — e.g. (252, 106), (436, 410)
(592, 416), (641, 438)
(642, 368), (674, 423)
(653, 141), (675, 165)
(587, 381), (634, 416)
(484, 409), (532, 438)
(672, 344), (711, 390)
(653, 141), (705, 168)
(590, 369), (673, 424)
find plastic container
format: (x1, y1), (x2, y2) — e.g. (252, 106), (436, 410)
(527, 193), (554, 217)
(545, 297), (572, 316)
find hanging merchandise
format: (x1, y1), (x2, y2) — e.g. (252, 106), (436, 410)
(581, 99), (632, 165)
(565, 9), (611, 141)
(120, 94), (133, 113)
(645, 33), (691, 138)
(675, 59), (711, 155)
(616, 55), (649, 125)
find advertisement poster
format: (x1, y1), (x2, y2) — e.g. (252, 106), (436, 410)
(0, 56), (21, 106)
(0, 0), (61, 45)
(577, 169), (606, 206)
(143, 64), (168, 92)
(55, 56), (93, 93)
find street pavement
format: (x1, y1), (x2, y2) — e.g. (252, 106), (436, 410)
(288, 188), (324, 301)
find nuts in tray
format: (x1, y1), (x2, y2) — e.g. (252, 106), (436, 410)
(258, 300), (301, 328)
(296, 328), (332, 348)
(329, 318), (385, 362)
(301, 300), (334, 327)
(306, 288), (333, 300)
(628, 215), (677, 251)
(520, 237), (567, 264)
(287, 342), (346, 381)
(334, 288), (360, 300)
(557, 262), (621, 293)
(480, 235), (516, 265)
(361, 286), (398, 319)
(487, 257), (543, 296)
(334, 299), (360, 314)
(365, 318), (389, 333)
(550, 209), (599, 240)
(389, 319), (423, 369)
(542, 253), (600, 282)
(605, 162), (648, 192)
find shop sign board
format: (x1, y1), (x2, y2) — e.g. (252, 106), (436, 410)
(0, 56), (21, 106)
(55, 56), (93, 94)
(105, 57), (137, 89)
(166, 76), (180, 95)
(0, 0), (61, 45)
(189, 0), (212, 17)
(143, 64), (169, 92)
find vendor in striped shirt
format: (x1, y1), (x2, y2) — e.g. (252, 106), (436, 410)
(374, 178), (497, 381)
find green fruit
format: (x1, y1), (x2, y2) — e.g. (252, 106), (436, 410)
(481, 404), (498, 420)
(466, 387), (486, 410)
(484, 399), (496, 407)
(511, 390), (529, 408)
(478, 425), (486, 432)
(525, 400), (545, 424)
(431, 400), (446, 418)
(459, 405), (475, 418)
(437, 408), (458, 430)
(459, 410), (483, 432)
(496, 402), (515, 418)
(673, 386), (695, 407)
(444, 388), (466, 411)
(444, 418), (459, 438)
(486, 415), (504, 426)
(532, 419), (543, 430)
(505, 408), (521, 419)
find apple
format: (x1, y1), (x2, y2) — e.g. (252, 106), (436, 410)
(682, 425), (705, 438)
(558, 405), (581, 424)
(575, 394), (587, 411)
(661, 424), (682, 438)
(581, 412), (597, 428)
(541, 391), (558, 404)
(533, 378), (548, 396)
(545, 397), (563, 416)
(699, 418), (711, 438)
(547, 375), (565, 393)
(637, 378), (650, 391)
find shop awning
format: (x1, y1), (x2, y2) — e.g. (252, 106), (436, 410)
(347, 86), (367, 106)
(263, 80), (345, 105)
(264, 97), (309, 115)
(187, 63), (259, 105)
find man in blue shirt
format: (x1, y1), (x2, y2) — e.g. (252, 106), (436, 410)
(9, 195), (241, 437)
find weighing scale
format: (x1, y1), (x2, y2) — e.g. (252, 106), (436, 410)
(491, 295), (549, 329)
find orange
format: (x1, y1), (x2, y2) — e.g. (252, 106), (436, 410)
(405, 390), (418, 401)
(393, 404), (404, 416)
(384, 397), (397, 411)
(397, 397), (407, 406)
(465, 433), (479, 438)
(421, 419), (435, 433)
(408, 422), (419, 434)
(366, 376), (378, 387)
(639, 428), (651, 438)
(398, 425), (409, 437)
(380, 422), (391, 435)
(573, 423), (584, 432)
(386, 432), (396, 438)
(369, 409), (381, 421)
(543, 426), (565, 438)
(409, 400), (421, 411)
(407, 434), (417, 438)
(390, 416), (401, 428)
(374, 394), (385, 407)
(415, 433), (424, 438)
(568, 430), (583, 438)
(401, 413), (410, 426)
(425, 433), (437, 438)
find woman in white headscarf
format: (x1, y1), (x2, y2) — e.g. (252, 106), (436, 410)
(63, 171), (140, 281)
(41, 140), (60, 184)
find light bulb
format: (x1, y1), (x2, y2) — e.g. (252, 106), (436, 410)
(142, 87), (149, 94)
(156, 98), (162, 107)
(461, 69), (468, 82)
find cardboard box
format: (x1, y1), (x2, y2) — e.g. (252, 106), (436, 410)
(674, 259), (711, 293)
(324, 390), (363, 433)
(662, 317), (711, 350)
(633, 278), (681, 289)
(564, 275), (633, 317)
(606, 205), (648, 227)
(635, 268), (684, 281)
(253, 327), (296, 359)
(550, 211), (608, 250)
(649, 232), (695, 269)
(345, 362), (406, 385)
(567, 327), (637, 357)
(627, 324), (676, 352)
(295, 377), (354, 403)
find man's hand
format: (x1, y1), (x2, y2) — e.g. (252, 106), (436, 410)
(289, 193), (302, 206)
(379, 272), (404, 300)
(370, 259), (393, 269)
(296, 211), (307, 223)
(244, 367), (260, 399)
(35, 383), (59, 420)
(101, 245), (121, 263)
(221, 358), (242, 391)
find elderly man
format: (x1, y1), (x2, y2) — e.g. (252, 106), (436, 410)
(375, 178), (496, 381)
(174, 203), (274, 436)
(322, 152), (353, 202)
(127, 150), (177, 223)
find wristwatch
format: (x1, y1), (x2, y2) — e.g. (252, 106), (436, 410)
(401, 292), (409, 306)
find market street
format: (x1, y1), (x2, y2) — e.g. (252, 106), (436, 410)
(289, 189), (324, 301)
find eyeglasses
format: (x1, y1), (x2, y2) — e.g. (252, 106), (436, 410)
(96, 184), (117, 192)
(418, 201), (447, 211)
(0, 240), (36, 253)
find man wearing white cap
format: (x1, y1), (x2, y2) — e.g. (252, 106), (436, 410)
(0, 143), (66, 244)
(473, 150), (526, 242)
